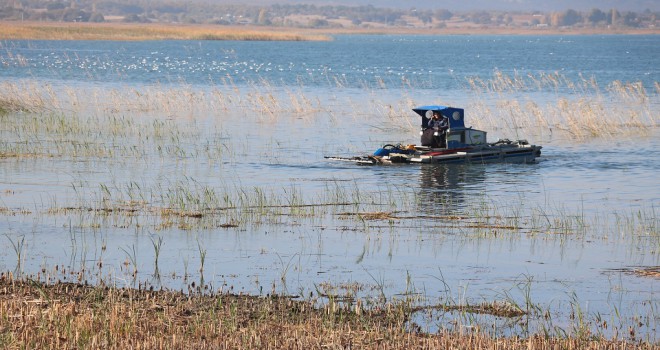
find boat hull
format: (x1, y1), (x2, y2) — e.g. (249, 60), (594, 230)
(326, 144), (541, 166)
(407, 145), (541, 164)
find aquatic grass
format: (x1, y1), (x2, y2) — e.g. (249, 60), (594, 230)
(495, 274), (543, 335)
(57, 177), (367, 231)
(196, 237), (207, 273)
(560, 288), (609, 341)
(21, 144), (654, 250)
(149, 234), (163, 272)
(0, 106), (195, 160)
(1, 71), (655, 159)
(276, 253), (299, 290)
(0, 81), (338, 160)
(119, 244), (138, 278)
(41, 171), (649, 242)
(463, 70), (657, 140)
(613, 206), (660, 259)
(5, 234), (26, 274)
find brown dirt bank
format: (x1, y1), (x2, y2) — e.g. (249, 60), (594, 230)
(0, 275), (656, 349)
(0, 21), (658, 41)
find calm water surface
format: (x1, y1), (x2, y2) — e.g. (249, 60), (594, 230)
(0, 35), (658, 338)
(2, 35), (658, 90)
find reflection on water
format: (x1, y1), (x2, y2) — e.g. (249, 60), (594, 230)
(417, 164), (487, 215)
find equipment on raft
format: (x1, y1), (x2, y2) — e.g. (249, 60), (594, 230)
(325, 105), (542, 165)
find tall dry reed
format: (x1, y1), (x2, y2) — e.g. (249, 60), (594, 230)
(463, 70), (657, 140)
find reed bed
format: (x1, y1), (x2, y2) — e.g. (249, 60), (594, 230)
(463, 70), (657, 141)
(1, 76), (655, 233)
(1, 66), (658, 346)
(27, 171), (654, 247)
(0, 22), (332, 41)
(45, 178), (398, 232)
(1, 74), (657, 236)
(0, 275), (656, 349)
(2, 69), (655, 157)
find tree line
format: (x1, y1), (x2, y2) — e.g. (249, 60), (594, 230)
(0, 0), (657, 29)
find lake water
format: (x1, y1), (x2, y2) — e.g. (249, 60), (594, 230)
(0, 35), (658, 339)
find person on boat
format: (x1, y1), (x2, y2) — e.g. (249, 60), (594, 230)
(428, 111), (448, 131)
(422, 111), (448, 148)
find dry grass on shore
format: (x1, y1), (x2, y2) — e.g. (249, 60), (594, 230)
(0, 22), (332, 41)
(0, 276), (656, 350)
(1, 21), (659, 42)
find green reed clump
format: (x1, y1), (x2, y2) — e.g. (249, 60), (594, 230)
(0, 91), (234, 160)
(613, 206), (659, 249)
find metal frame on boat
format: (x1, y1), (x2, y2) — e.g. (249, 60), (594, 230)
(326, 105), (542, 165)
